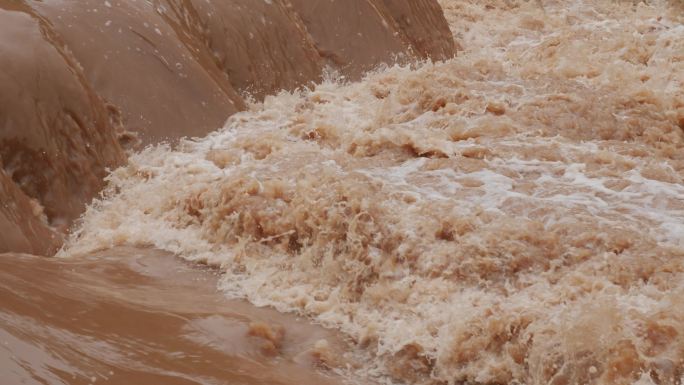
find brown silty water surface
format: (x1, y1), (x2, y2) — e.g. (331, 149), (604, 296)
(0, 248), (350, 385)
(3, 0), (684, 384)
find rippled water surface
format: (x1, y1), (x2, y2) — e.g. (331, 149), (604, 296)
(0, 248), (350, 384)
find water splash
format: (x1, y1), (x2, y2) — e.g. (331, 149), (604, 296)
(63, 0), (684, 383)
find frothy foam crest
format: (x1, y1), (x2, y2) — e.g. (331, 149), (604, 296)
(63, 0), (684, 384)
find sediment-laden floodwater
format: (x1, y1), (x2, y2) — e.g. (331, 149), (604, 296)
(0, 248), (353, 384)
(4, 0), (684, 384)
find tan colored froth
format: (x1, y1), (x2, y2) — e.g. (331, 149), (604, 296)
(63, 0), (684, 384)
(0, 0), (453, 254)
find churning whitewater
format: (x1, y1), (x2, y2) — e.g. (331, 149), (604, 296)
(61, 0), (684, 384)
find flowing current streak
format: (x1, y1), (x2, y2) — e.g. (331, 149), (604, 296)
(63, 0), (684, 384)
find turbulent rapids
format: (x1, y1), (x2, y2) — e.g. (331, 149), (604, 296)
(56, 0), (684, 384)
(3, 0), (684, 384)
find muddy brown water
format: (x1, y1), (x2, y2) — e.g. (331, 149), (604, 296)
(0, 1), (455, 383)
(2, 0), (684, 384)
(0, 0), (455, 256)
(0, 248), (351, 385)
(3, 1), (454, 384)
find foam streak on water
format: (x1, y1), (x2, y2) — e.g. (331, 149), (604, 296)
(63, 0), (684, 384)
